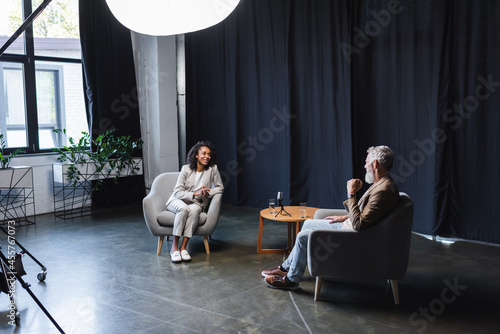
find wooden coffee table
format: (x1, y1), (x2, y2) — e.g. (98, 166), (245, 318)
(257, 206), (318, 254)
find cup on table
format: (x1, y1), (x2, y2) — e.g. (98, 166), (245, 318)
(300, 202), (306, 218)
(269, 199), (275, 214)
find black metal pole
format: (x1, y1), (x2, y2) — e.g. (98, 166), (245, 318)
(0, 249), (65, 333)
(0, 0), (53, 57)
(0, 226), (46, 271)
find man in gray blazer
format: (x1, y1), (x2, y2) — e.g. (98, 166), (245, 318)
(262, 145), (400, 289)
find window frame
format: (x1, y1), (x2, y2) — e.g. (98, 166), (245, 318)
(0, 0), (84, 154)
(35, 62), (65, 148)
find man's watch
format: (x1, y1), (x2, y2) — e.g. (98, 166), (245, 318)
(347, 193), (355, 199)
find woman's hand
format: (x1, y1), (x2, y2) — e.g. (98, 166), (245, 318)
(194, 186), (211, 198)
(201, 186), (210, 196)
(324, 215), (348, 223)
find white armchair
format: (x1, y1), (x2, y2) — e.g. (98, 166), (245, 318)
(142, 172), (223, 255)
(307, 192), (414, 304)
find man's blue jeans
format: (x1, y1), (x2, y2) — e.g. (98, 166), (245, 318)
(281, 219), (344, 283)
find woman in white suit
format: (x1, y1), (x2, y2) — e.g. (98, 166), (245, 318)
(166, 141), (224, 263)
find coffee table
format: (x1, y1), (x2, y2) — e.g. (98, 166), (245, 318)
(257, 206), (318, 254)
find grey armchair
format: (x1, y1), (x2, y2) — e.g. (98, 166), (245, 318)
(143, 172), (223, 255)
(307, 192), (414, 304)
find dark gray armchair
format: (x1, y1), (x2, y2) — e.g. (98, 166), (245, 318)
(143, 172), (223, 255)
(307, 192), (414, 304)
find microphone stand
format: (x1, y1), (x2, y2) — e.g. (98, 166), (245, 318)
(275, 198), (291, 217)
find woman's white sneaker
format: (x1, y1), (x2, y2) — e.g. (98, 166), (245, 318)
(170, 251), (182, 263)
(180, 250), (191, 262)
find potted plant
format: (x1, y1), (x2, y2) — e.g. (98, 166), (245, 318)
(0, 134), (29, 189)
(51, 129), (94, 186)
(52, 129), (143, 188)
(51, 128), (143, 218)
(91, 129), (143, 181)
(0, 134), (26, 169)
(0, 134), (34, 225)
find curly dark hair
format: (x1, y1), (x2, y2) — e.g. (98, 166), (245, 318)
(186, 141), (218, 170)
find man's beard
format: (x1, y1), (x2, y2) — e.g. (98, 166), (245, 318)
(365, 170), (375, 184)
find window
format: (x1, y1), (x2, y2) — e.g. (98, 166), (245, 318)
(0, 0), (87, 153)
(0, 62), (27, 146)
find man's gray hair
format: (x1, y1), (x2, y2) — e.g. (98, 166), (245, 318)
(367, 146), (394, 171)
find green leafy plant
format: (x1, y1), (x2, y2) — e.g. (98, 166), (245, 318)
(92, 129), (143, 178)
(52, 129), (92, 186)
(0, 134), (26, 169)
(52, 129), (143, 189)
(52, 129), (91, 163)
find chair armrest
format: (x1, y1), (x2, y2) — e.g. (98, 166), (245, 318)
(307, 227), (409, 279)
(143, 185), (169, 236)
(197, 193), (223, 235)
(307, 229), (382, 278)
(314, 209), (348, 219)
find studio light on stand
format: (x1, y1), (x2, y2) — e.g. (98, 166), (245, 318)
(275, 191), (291, 217)
(105, 0), (241, 36)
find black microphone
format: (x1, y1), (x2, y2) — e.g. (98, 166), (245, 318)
(274, 191), (291, 217)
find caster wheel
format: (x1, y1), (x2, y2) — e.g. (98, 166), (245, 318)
(37, 272), (47, 282)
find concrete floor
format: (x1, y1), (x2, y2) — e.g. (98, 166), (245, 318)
(0, 203), (499, 334)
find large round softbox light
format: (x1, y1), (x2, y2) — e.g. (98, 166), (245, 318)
(105, 0), (240, 36)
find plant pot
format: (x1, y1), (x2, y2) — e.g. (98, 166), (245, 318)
(52, 162), (98, 184)
(95, 158), (143, 179)
(53, 159), (143, 184)
(118, 158), (143, 177)
(0, 166), (33, 188)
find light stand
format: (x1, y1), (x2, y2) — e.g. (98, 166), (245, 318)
(275, 192), (291, 217)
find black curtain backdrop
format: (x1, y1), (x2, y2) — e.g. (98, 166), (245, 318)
(185, 0), (500, 244)
(79, 0), (141, 139)
(79, 0), (144, 208)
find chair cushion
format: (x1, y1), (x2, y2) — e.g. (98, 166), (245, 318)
(157, 211), (207, 227)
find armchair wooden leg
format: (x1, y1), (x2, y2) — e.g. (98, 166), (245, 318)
(203, 235), (210, 254)
(157, 236), (164, 255)
(314, 277), (323, 301)
(390, 279), (400, 305)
